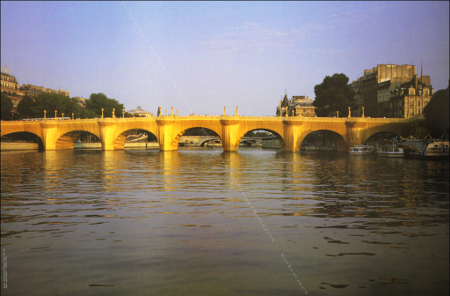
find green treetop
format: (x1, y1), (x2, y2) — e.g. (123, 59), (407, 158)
(313, 73), (356, 117)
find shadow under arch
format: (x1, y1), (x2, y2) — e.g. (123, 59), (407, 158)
(363, 131), (401, 147)
(55, 130), (101, 150)
(1, 131), (44, 150)
(112, 129), (159, 150)
(237, 128), (285, 150)
(173, 127), (222, 148)
(300, 130), (346, 152)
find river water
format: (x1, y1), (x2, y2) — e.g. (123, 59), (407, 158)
(1, 148), (449, 296)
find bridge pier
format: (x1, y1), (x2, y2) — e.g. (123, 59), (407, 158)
(220, 117), (240, 152)
(41, 121), (58, 150)
(99, 120), (118, 150)
(343, 119), (371, 149)
(282, 118), (303, 152)
(157, 117), (177, 151)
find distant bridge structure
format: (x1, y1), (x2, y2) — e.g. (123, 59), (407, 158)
(179, 136), (264, 147)
(1, 115), (420, 152)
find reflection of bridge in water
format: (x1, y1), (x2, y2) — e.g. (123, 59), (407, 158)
(1, 115), (419, 152)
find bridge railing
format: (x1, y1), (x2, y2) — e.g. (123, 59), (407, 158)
(2, 115), (409, 124)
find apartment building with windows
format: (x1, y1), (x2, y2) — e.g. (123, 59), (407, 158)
(389, 74), (433, 118)
(350, 64), (419, 117)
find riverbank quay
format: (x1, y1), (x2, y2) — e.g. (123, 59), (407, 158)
(1, 142), (160, 151)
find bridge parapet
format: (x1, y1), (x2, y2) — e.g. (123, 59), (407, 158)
(283, 118), (304, 126)
(98, 119), (118, 126)
(40, 121), (58, 128)
(156, 117), (176, 125)
(220, 116), (240, 126)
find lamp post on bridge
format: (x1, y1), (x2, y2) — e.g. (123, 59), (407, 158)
(54, 110), (57, 120)
(112, 108), (115, 118)
(44, 110), (46, 120)
(72, 113), (74, 120)
(362, 107), (365, 118)
(101, 108), (104, 118)
(123, 108), (125, 118)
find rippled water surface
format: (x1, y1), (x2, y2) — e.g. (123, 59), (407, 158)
(1, 148), (449, 295)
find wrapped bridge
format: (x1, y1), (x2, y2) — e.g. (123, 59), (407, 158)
(1, 115), (417, 152)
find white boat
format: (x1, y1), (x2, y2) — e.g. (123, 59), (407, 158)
(403, 140), (449, 158)
(424, 141), (449, 157)
(377, 146), (404, 158)
(349, 145), (374, 155)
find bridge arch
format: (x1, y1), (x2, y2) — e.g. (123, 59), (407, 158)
(239, 139), (256, 147)
(1, 130), (42, 141)
(363, 130), (402, 145)
(237, 128), (285, 150)
(300, 130), (346, 151)
(0, 121), (44, 139)
(1, 131), (44, 150)
(362, 131), (402, 148)
(55, 130), (101, 150)
(173, 126), (222, 148)
(112, 128), (159, 150)
(200, 138), (222, 147)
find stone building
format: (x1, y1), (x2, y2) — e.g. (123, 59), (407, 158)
(350, 64), (417, 117)
(1, 65), (70, 112)
(389, 75), (433, 118)
(73, 97), (87, 107)
(291, 96), (316, 117)
(1, 65), (25, 109)
(276, 94), (316, 117)
(349, 77), (363, 115)
(127, 106), (154, 117)
(276, 94), (290, 116)
(21, 84), (69, 98)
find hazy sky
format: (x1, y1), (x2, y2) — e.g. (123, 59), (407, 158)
(1, 1), (449, 116)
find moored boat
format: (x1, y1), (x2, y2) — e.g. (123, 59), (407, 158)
(377, 145), (404, 158)
(401, 139), (449, 159)
(349, 145), (375, 155)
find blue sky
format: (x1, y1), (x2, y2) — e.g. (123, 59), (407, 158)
(1, 1), (449, 116)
